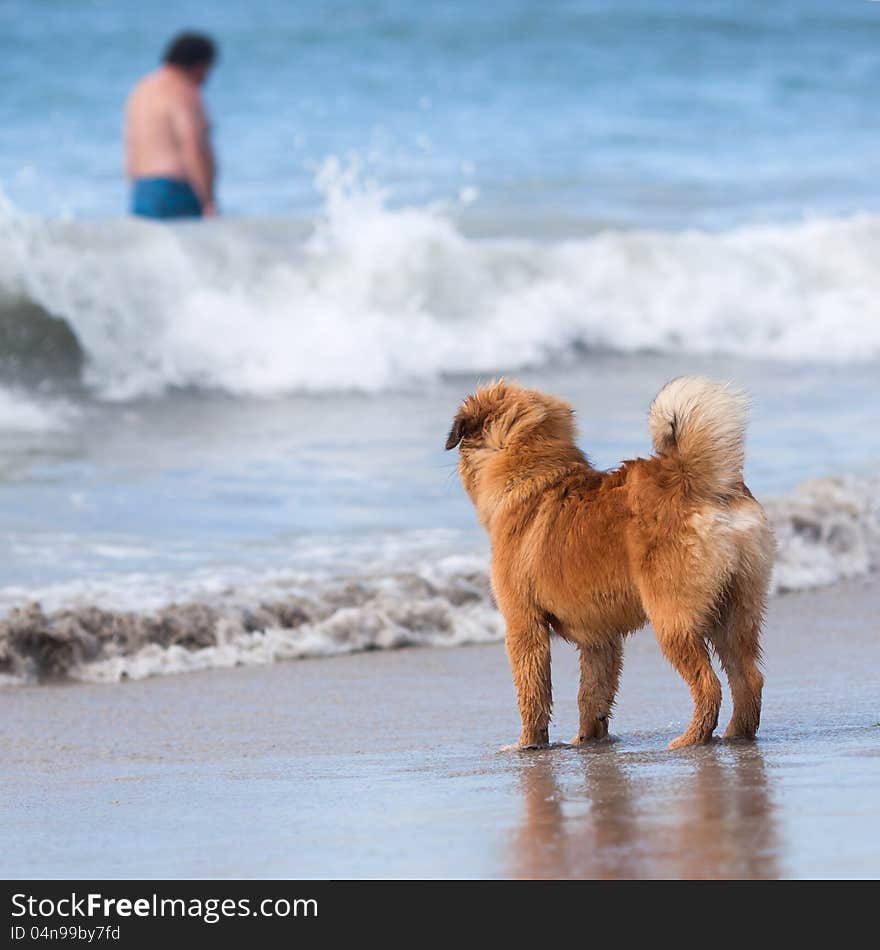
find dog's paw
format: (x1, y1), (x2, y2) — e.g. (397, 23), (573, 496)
(499, 739), (549, 752)
(570, 715), (609, 745)
(668, 731), (715, 750)
(500, 727), (550, 752)
(570, 734), (600, 747)
(667, 734), (692, 751)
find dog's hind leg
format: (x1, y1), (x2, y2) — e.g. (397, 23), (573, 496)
(504, 613), (552, 749)
(651, 616), (722, 750)
(571, 640), (623, 744)
(708, 581), (766, 740)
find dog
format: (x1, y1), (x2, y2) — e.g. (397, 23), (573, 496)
(446, 376), (774, 750)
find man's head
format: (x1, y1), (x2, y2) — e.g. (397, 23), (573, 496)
(163, 32), (217, 85)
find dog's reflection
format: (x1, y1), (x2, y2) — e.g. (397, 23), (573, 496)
(508, 742), (780, 879)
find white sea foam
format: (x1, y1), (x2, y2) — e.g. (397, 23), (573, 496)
(74, 599), (503, 684)
(0, 553), (502, 685)
(0, 385), (75, 432)
(765, 475), (880, 593)
(0, 473), (877, 686)
(1, 166), (879, 400)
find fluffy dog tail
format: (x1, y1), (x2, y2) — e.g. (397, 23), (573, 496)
(648, 376), (749, 499)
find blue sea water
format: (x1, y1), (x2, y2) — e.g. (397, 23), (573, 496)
(0, 1), (878, 680)
(1, 0), (879, 226)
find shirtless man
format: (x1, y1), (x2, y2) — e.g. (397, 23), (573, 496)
(125, 33), (218, 219)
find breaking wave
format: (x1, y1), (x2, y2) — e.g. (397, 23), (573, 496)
(1, 162), (879, 401)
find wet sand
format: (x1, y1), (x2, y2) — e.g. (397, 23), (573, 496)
(2, 578), (879, 879)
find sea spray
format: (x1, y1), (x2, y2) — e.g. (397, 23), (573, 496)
(1, 172), (880, 401)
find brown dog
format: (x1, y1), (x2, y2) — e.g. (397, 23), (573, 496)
(446, 376), (774, 750)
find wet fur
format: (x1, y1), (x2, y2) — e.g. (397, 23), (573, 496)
(446, 376), (774, 750)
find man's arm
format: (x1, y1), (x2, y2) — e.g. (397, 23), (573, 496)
(171, 92), (216, 215)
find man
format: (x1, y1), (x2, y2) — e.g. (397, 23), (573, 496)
(125, 32), (218, 219)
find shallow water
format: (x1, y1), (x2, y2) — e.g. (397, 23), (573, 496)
(1, 353), (878, 593)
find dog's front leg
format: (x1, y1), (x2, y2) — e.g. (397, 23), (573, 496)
(571, 639), (623, 744)
(503, 616), (551, 750)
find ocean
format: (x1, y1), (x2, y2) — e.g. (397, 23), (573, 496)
(0, 0), (878, 684)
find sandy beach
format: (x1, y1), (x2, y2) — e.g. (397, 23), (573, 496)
(3, 578), (878, 880)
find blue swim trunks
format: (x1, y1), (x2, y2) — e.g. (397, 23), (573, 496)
(131, 178), (202, 219)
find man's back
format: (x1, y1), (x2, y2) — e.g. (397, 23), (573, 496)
(125, 69), (196, 182)
(125, 32), (217, 220)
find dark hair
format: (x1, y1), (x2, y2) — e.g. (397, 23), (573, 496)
(163, 32), (217, 69)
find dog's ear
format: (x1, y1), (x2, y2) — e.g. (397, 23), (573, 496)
(445, 409), (479, 450)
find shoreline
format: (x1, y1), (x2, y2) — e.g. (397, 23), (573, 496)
(2, 462), (878, 688)
(3, 577), (879, 879)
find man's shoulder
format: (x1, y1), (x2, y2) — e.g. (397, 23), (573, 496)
(128, 70), (164, 103)
(132, 71), (202, 113)
(135, 69), (164, 90)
